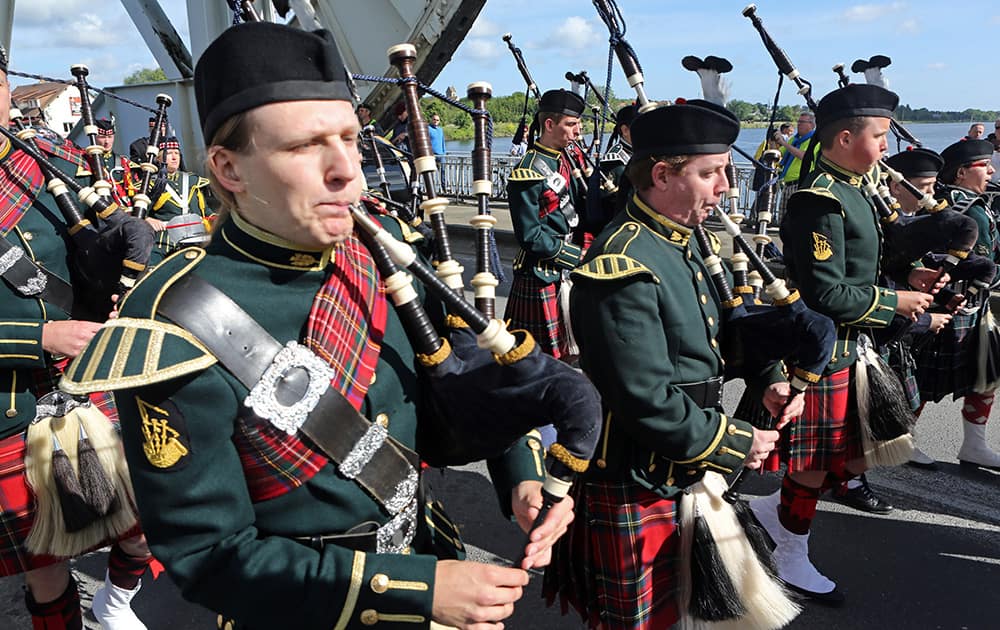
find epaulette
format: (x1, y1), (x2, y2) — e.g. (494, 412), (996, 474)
(601, 145), (630, 166)
(60, 248), (218, 395)
(192, 176), (211, 189)
(509, 167), (544, 182)
(572, 221), (659, 283)
(793, 172), (839, 204)
(572, 254), (658, 283)
(706, 230), (722, 255)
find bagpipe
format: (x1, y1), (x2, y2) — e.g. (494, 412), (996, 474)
(742, 4), (973, 465)
(2, 109), (153, 321)
(500, 33), (595, 199)
(348, 42), (601, 540)
(130, 93), (172, 220)
(743, 4), (995, 315)
(501, 32), (617, 240)
(589, 1), (813, 627)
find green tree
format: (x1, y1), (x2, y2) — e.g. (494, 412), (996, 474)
(123, 68), (167, 85)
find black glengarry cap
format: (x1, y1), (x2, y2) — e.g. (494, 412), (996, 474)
(195, 22), (353, 141)
(538, 89), (586, 117)
(630, 100), (740, 158)
(884, 147), (943, 178)
(815, 84), (898, 130)
(941, 139), (994, 174)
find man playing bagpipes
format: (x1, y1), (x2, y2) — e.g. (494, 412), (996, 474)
(505, 89), (587, 361)
(146, 136), (215, 264)
(60, 22), (583, 629)
(911, 139), (1000, 471)
(869, 148), (954, 471)
(87, 117), (135, 211)
(544, 101), (804, 630)
(595, 103), (635, 220)
(752, 84), (940, 604)
(0, 48), (153, 629)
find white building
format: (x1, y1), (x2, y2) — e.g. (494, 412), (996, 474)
(11, 82), (82, 137)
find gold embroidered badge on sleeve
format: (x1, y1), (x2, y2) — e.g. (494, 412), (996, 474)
(137, 398), (189, 469)
(812, 232), (833, 261)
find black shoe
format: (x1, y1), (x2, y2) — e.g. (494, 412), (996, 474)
(833, 475), (893, 514)
(784, 582), (847, 607)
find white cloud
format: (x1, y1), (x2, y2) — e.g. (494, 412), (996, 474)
(927, 62), (946, 70)
(464, 39), (498, 63)
(551, 16), (600, 51)
(14, 0), (92, 25)
(843, 2), (906, 22)
(898, 18), (919, 34)
(469, 17), (500, 38)
(61, 14), (113, 48)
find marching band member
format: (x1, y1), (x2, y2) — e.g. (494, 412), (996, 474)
(0, 47), (151, 630)
(753, 84), (937, 604)
(504, 89), (586, 361)
(91, 117), (134, 209)
(61, 22), (573, 629)
(147, 136), (215, 263)
(545, 101), (800, 629)
(599, 103), (635, 216)
(913, 139), (1000, 471)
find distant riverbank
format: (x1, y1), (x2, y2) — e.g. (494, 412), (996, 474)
(446, 121), (984, 156)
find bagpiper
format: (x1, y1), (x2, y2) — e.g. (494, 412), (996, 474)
(146, 136), (214, 263)
(504, 88), (587, 361)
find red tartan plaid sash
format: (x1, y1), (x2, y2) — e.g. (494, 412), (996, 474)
(235, 234), (389, 502)
(305, 234), (388, 411)
(0, 138), (86, 235)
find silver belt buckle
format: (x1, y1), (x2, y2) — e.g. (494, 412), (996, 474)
(245, 341), (335, 436)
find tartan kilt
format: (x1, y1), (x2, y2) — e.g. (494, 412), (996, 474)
(504, 273), (568, 359)
(912, 311), (978, 403)
(544, 480), (680, 630)
(882, 340), (921, 411)
(770, 366), (862, 473)
(0, 397), (132, 577)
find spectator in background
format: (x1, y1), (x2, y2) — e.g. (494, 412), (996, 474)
(428, 113), (448, 192)
(779, 122), (793, 142)
(966, 123), (985, 140)
(773, 111), (818, 225)
(389, 101), (409, 152)
(355, 103), (383, 136)
(990, 129), (1000, 184)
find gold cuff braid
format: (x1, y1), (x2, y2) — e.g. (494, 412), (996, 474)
(548, 442), (590, 473)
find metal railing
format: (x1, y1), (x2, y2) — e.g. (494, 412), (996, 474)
(435, 153), (777, 217)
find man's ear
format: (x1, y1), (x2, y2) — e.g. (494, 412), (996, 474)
(207, 146), (244, 194)
(650, 160), (672, 191)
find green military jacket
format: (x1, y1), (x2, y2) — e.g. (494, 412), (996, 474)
(570, 194), (778, 499)
(62, 212), (544, 629)
(780, 157), (899, 372)
(599, 139), (630, 191)
(507, 142), (584, 283)
(945, 186), (1000, 265)
(0, 140), (87, 440)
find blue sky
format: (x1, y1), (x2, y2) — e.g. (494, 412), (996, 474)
(7, 0), (999, 111)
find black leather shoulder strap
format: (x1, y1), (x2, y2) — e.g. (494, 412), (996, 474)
(156, 273), (420, 515)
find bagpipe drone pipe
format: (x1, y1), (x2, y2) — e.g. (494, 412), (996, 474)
(501, 32), (611, 237)
(218, 4), (601, 554)
(743, 4), (957, 465)
(590, 1), (810, 626)
(349, 40), (602, 541)
(744, 2), (994, 312)
(2, 110), (153, 322)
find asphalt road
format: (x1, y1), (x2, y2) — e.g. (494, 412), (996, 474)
(2, 225), (997, 629)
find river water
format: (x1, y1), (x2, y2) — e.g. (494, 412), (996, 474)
(448, 121), (987, 158)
